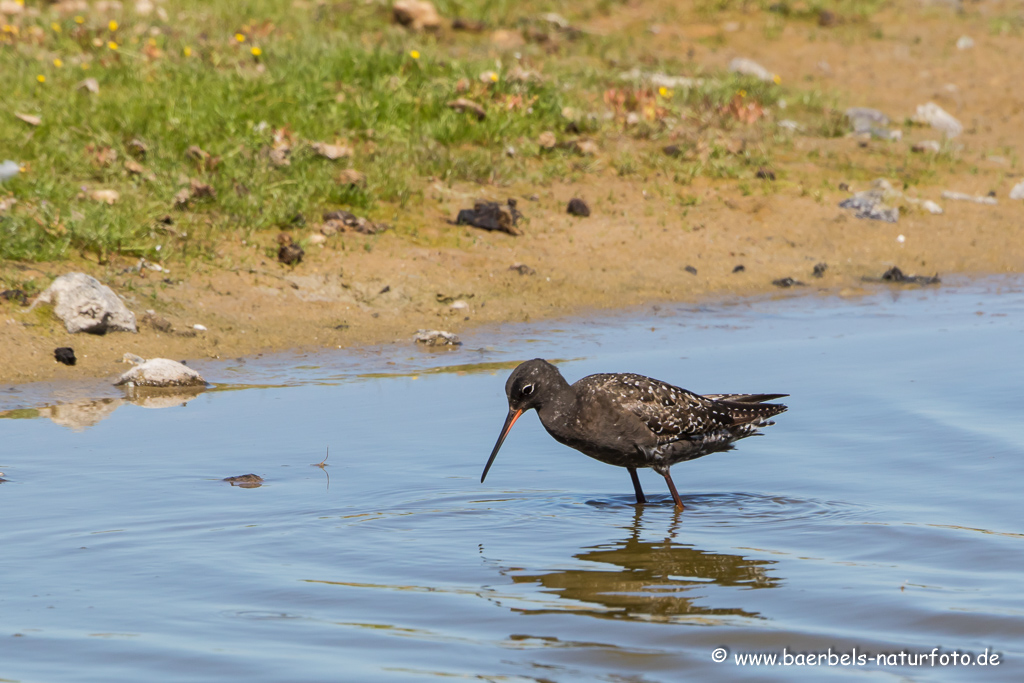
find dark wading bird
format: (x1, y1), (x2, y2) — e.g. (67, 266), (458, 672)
(481, 359), (787, 509)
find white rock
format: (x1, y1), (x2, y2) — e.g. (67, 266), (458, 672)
(956, 35), (974, 50)
(941, 190), (997, 205)
(729, 57), (776, 83)
(911, 140), (941, 153)
(193, 323), (207, 331)
(0, 160), (19, 182)
(1009, 180), (1024, 200)
(913, 102), (963, 137)
(115, 358), (207, 388)
(921, 200), (944, 214)
(392, 0), (441, 31)
(414, 329), (461, 346)
(450, 300), (470, 311)
(32, 272), (138, 334)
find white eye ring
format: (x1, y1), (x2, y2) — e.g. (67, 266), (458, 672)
(521, 384), (534, 396)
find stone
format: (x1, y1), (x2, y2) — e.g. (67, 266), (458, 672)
(1009, 180), (1024, 201)
(941, 190), (997, 205)
(392, 0), (442, 31)
(0, 160), (20, 182)
(728, 57), (776, 82)
(54, 347), (77, 366)
(913, 102), (962, 138)
(32, 273), (138, 334)
(414, 329), (462, 346)
(115, 358), (207, 387)
(567, 198), (590, 217)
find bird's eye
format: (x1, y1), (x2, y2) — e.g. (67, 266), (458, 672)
(521, 384), (534, 396)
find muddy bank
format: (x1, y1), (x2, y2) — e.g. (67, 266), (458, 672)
(2, 176), (1020, 385)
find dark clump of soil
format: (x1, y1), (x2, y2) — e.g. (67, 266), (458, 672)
(567, 198), (590, 217)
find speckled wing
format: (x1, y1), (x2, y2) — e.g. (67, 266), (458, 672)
(578, 373), (735, 446)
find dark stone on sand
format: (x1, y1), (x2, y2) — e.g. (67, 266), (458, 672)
(878, 266), (940, 285)
(567, 198), (590, 217)
(54, 347), (76, 366)
(813, 262), (828, 278)
(732, 264), (745, 273)
(510, 264), (536, 275)
(772, 277), (805, 288)
(684, 265), (698, 275)
(756, 168), (776, 180)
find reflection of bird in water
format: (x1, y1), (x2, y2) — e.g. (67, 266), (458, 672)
(482, 359), (787, 508)
(495, 507), (779, 621)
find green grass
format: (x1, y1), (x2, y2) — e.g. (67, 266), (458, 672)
(1, 0), (846, 265)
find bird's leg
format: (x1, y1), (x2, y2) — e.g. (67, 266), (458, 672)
(627, 466), (646, 505)
(659, 468), (685, 510)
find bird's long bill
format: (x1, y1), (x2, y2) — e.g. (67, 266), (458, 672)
(480, 408), (523, 483)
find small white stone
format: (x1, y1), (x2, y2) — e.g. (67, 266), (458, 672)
(956, 35), (974, 50)
(193, 324), (207, 331)
(1009, 180), (1024, 201)
(897, 234), (906, 243)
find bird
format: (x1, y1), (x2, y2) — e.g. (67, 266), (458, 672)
(481, 359), (787, 509)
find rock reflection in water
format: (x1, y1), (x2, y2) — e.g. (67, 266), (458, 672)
(506, 509), (779, 621)
(38, 398), (123, 431)
(0, 386), (207, 430)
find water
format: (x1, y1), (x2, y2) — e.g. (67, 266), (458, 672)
(2, 279), (1023, 682)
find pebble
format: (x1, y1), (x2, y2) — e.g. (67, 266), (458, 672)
(54, 347), (77, 366)
(913, 102), (963, 137)
(941, 191), (997, 205)
(115, 358), (207, 387)
(838, 180), (900, 223)
(956, 35), (974, 49)
(0, 160), (19, 182)
(911, 140), (941, 153)
(223, 474), (264, 488)
(567, 198), (591, 217)
(31, 272), (138, 334)
(392, 0), (441, 31)
(728, 57), (776, 82)
(1008, 181), (1024, 200)
(414, 329), (462, 346)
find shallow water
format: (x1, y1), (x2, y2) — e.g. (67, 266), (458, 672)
(2, 279), (1023, 682)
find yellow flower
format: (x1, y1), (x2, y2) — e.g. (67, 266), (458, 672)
(772, 74), (782, 85)
(489, 72), (498, 82)
(36, 74), (46, 83)
(250, 46), (262, 56)
(108, 41), (118, 50)
(53, 58), (63, 67)
(738, 89), (747, 98)
(51, 22), (61, 33)
(658, 86), (673, 98)
(81, 62), (90, 70)
(108, 20), (118, 32)
(148, 37), (156, 46)
(410, 49), (420, 59)
(235, 33), (245, 43)
(183, 46), (192, 57)
(74, 16), (85, 24)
